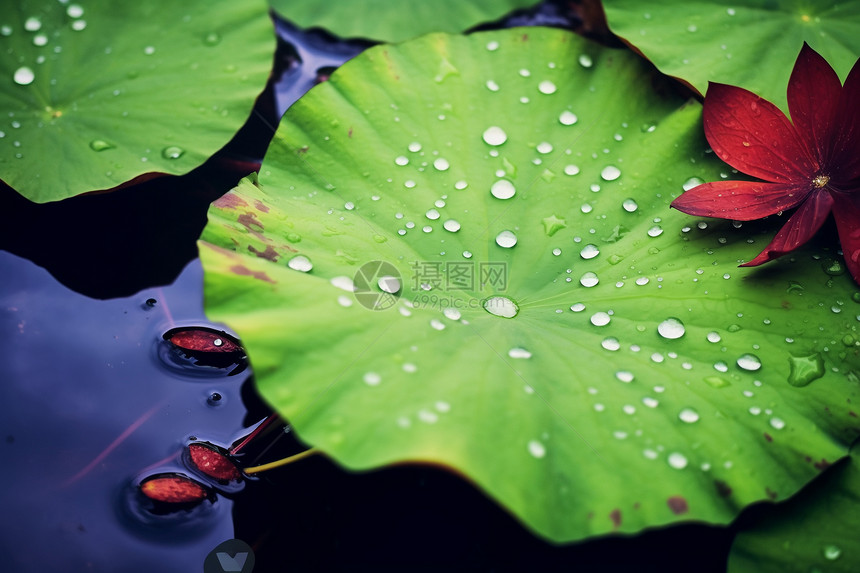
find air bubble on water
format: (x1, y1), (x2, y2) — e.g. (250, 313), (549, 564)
(527, 440), (546, 458)
(162, 146), (184, 159)
(24, 17), (42, 32)
(737, 354), (762, 371)
(564, 165), (580, 176)
(538, 80), (557, 94)
(559, 110), (578, 125)
(668, 452), (688, 469)
(622, 198), (638, 212)
(590, 312), (611, 326)
(482, 126), (507, 146)
(490, 179), (516, 200)
(287, 255), (313, 272)
(580, 244), (599, 260)
(601, 165), (621, 181)
(537, 142), (553, 154)
(363, 372), (381, 386)
(508, 347), (532, 359)
(483, 295), (518, 318)
(578, 54), (593, 68)
(495, 230), (517, 248)
(679, 408), (699, 423)
(657, 318), (685, 339)
(580, 272), (599, 288)
(434, 158), (449, 171)
(13, 67), (35, 86)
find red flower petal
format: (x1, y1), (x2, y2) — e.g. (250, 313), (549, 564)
(740, 190), (834, 267)
(787, 43), (842, 165)
(671, 180), (809, 220)
(830, 192), (860, 284)
(188, 443), (241, 482)
(140, 474), (208, 504)
(831, 56), (860, 184)
(704, 82), (817, 182)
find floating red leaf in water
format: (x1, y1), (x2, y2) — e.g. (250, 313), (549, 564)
(140, 474), (208, 504)
(188, 443), (241, 482)
(671, 43), (860, 284)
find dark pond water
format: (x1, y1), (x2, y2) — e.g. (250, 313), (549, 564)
(1, 5), (742, 572)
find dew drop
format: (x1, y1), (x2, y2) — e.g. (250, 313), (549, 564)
(144, 46), (155, 55)
(433, 157), (449, 171)
(657, 318), (685, 339)
(564, 164), (580, 176)
(683, 176), (704, 191)
(538, 80), (557, 94)
(707, 331), (721, 343)
(508, 347), (532, 359)
(363, 372), (381, 386)
(408, 141), (422, 152)
(162, 146), (184, 159)
(482, 126), (507, 146)
(578, 54), (593, 68)
(443, 308), (461, 321)
(622, 198), (638, 212)
(559, 110), (578, 125)
(425, 208), (440, 220)
(601, 337), (620, 351)
(490, 179), (516, 200)
(495, 230), (517, 248)
(443, 219), (460, 232)
(378, 275), (401, 294)
(737, 354), (762, 371)
(430, 319), (445, 331)
(71, 19), (86, 31)
(615, 371), (634, 383)
(668, 452), (688, 469)
(454, 180), (468, 190)
(787, 353), (825, 387)
(287, 255), (313, 272)
(536, 142), (553, 154)
(823, 545), (842, 560)
(769, 417), (786, 430)
(483, 295), (518, 318)
(24, 17), (42, 32)
(678, 408), (699, 423)
(89, 139), (114, 152)
(485, 80), (500, 91)
(647, 225), (664, 237)
(580, 272), (599, 288)
(33, 34), (48, 46)
(600, 165), (621, 181)
(13, 67), (35, 86)
(570, 303), (585, 312)
(395, 155), (409, 166)
(590, 312), (611, 326)
(67, 4), (84, 18)
(580, 244), (600, 260)
(527, 440), (546, 459)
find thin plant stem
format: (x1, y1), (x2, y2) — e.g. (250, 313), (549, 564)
(229, 413), (282, 455)
(242, 448), (318, 475)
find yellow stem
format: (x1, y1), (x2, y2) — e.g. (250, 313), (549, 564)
(242, 448), (319, 475)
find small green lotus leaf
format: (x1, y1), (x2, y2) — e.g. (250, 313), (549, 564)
(729, 448), (860, 572)
(269, 0), (538, 43)
(0, 0), (274, 203)
(199, 28), (860, 542)
(602, 0), (860, 113)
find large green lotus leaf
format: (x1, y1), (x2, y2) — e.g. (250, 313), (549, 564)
(199, 28), (860, 541)
(269, 0), (537, 43)
(601, 0), (860, 113)
(0, 0), (274, 203)
(729, 448), (860, 572)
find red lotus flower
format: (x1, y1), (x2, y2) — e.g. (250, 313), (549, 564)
(671, 43), (860, 282)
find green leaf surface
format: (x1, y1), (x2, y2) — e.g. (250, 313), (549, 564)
(0, 0), (274, 203)
(269, 0), (538, 43)
(602, 0), (860, 113)
(729, 448), (860, 572)
(199, 28), (860, 542)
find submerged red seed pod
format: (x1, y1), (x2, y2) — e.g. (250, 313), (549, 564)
(140, 474), (209, 504)
(165, 327), (241, 354)
(188, 443), (241, 482)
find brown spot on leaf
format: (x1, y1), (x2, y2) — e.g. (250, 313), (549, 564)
(714, 480), (732, 498)
(348, 127), (353, 138)
(633, 502), (640, 510)
(764, 432), (773, 442)
(522, 33), (529, 41)
(296, 145), (309, 155)
(230, 265), (276, 284)
(765, 487), (778, 500)
(849, 411), (858, 418)
(237, 212), (264, 232)
(254, 200), (269, 213)
(213, 193), (249, 210)
(609, 509), (621, 528)
(248, 244), (278, 262)
(666, 496), (688, 515)
(814, 459), (831, 470)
